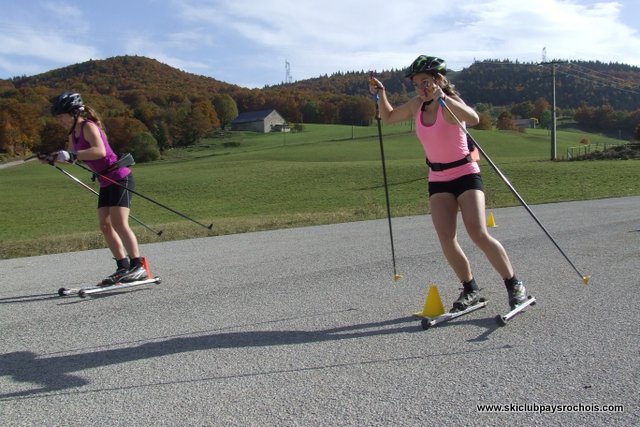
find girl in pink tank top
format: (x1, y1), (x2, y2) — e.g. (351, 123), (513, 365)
(369, 55), (529, 312)
(415, 103), (480, 182)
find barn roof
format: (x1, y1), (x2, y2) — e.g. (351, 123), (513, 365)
(231, 109), (278, 124)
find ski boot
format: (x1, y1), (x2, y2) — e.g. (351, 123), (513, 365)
(451, 288), (482, 313)
(100, 267), (128, 287)
(507, 280), (528, 309)
(119, 264), (148, 283)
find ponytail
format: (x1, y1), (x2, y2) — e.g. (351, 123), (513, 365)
(439, 75), (459, 97)
(82, 105), (104, 130)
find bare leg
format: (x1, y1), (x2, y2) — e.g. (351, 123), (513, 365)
(458, 189), (514, 279)
(98, 207), (127, 260)
(107, 206), (140, 259)
(430, 193), (473, 282)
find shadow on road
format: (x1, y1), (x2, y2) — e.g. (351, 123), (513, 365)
(1, 312), (502, 400)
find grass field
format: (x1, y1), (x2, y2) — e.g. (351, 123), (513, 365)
(1, 122), (638, 259)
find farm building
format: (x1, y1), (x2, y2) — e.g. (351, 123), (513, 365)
(230, 109), (288, 133)
(514, 118), (539, 129)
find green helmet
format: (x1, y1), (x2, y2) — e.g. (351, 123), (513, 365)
(405, 55), (447, 78)
(51, 92), (84, 115)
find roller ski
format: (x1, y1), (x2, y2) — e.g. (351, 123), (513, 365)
(58, 257), (161, 298)
(495, 281), (536, 326)
(414, 286), (488, 330)
(419, 299), (488, 330)
(58, 277), (162, 298)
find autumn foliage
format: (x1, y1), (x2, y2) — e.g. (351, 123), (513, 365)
(1, 55), (639, 159)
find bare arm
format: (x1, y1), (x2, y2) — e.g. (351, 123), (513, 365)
(369, 77), (421, 124)
(74, 121), (106, 161)
(441, 94), (479, 127)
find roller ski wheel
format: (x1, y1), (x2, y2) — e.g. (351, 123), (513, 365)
(421, 318), (433, 330)
(496, 295), (536, 327)
(418, 298), (488, 330)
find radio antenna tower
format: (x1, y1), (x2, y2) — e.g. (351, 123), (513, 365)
(285, 60), (292, 84)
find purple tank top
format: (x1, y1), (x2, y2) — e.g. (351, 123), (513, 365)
(72, 120), (131, 188)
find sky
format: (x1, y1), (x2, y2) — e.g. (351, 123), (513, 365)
(1, 0), (640, 88)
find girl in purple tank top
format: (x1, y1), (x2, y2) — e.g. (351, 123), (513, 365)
(369, 55), (529, 312)
(48, 92), (149, 285)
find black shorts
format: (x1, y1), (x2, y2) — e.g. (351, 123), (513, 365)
(428, 173), (484, 198)
(98, 174), (134, 208)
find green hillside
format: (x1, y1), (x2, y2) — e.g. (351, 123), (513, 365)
(1, 123), (637, 259)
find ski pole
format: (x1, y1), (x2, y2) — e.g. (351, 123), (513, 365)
(51, 164), (163, 236)
(26, 154), (162, 235)
(74, 162), (214, 231)
(370, 77), (401, 281)
(438, 98), (590, 285)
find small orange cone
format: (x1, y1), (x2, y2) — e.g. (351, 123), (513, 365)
(141, 256), (153, 278)
(413, 284), (445, 318)
(487, 212), (497, 228)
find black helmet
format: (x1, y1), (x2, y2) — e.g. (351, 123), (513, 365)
(51, 92), (84, 115)
(405, 55), (447, 78)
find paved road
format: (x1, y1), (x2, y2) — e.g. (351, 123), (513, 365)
(0, 159), (28, 170)
(1, 197), (638, 426)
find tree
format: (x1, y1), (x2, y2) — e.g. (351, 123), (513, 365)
(532, 97), (551, 121)
(496, 111), (518, 131)
(0, 109), (18, 154)
(539, 110), (552, 129)
(593, 104), (616, 130)
(213, 94), (238, 129)
(130, 132), (160, 162)
(511, 101), (535, 119)
(474, 103), (493, 115)
(174, 100), (218, 146)
(103, 116), (149, 153)
(338, 97), (375, 126)
(319, 99), (339, 124)
(151, 122), (171, 152)
(302, 101), (321, 123)
(37, 120), (68, 153)
(475, 111), (493, 130)
(0, 99), (40, 155)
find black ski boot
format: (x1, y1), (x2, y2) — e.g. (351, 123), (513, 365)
(451, 288), (481, 312)
(119, 264), (148, 283)
(100, 267), (128, 286)
(100, 258), (131, 286)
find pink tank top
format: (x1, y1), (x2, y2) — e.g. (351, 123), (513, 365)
(415, 105), (480, 182)
(72, 120), (131, 188)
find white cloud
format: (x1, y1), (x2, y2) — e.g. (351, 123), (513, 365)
(0, 23), (98, 67)
(1, 0), (638, 85)
(169, 0), (640, 86)
(41, 1), (85, 22)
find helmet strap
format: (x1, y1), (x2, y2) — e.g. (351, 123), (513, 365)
(68, 112), (80, 136)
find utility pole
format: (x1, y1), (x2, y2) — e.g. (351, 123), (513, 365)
(551, 63), (557, 160)
(541, 60), (566, 160)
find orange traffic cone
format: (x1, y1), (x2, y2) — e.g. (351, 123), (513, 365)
(141, 256), (153, 278)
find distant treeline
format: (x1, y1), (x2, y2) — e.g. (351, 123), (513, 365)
(1, 56), (639, 159)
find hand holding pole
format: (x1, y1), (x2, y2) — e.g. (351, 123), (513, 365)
(370, 74), (401, 281)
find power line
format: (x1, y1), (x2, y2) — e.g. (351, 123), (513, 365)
(558, 63), (640, 95)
